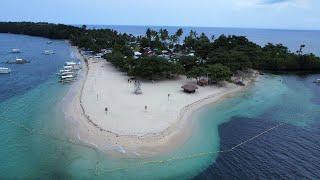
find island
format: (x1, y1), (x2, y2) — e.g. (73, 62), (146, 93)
(2, 22), (320, 155)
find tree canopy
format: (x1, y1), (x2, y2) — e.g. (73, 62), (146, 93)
(1, 22), (320, 82)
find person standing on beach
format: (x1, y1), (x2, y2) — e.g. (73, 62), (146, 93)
(168, 93), (170, 100)
(145, 105), (148, 111)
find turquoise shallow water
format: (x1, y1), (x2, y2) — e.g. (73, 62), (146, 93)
(1, 33), (320, 179)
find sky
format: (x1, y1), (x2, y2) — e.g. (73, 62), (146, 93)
(0, 0), (319, 30)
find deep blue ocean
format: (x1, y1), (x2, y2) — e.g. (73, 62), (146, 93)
(0, 26), (320, 179)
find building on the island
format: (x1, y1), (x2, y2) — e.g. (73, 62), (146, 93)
(134, 51), (142, 59)
(197, 78), (209, 86)
(162, 50), (169, 54)
(181, 84), (198, 93)
(158, 54), (170, 60)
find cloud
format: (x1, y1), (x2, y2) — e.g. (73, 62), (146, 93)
(262, 0), (289, 4)
(261, 0), (311, 7)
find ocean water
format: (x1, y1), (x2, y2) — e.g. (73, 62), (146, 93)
(0, 29), (320, 179)
(0, 34), (72, 101)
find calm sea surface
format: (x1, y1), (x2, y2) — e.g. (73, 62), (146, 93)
(0, 27), (320, 179)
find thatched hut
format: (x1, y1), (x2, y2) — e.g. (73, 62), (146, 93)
(197, 78), (209, 86)
(181, 84), (198, 93)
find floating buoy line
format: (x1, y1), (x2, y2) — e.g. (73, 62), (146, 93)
(0, 110), (318, 176)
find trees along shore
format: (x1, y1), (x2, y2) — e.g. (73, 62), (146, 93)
(1, 22), (320, 83)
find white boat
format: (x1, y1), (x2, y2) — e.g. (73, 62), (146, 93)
(59, 74), (76, 83)
(57, 61), (81, 83)
(59, 69), (73, 73)
(11, 49), (21, 53)
(63, 65), (74, 70)
(65, 62), (77, 66)
(60, 74), (74, 79)
(60, 72), (75, 76)
(15, 58), (28, 64)
(313, 79), (320, 83)
(43, 50), (55, 55)
(0, 67), (11, 74)
(47, 41), (53, 44)
(65, 61), (81, 70)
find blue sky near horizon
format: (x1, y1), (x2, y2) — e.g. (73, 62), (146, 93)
(0, 0), (319, 30)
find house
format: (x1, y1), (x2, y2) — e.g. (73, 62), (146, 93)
(134, 51), (142, 59)
(181, 84), (198, 93)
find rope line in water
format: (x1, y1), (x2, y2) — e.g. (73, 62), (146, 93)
(101, 121), (287, 174)
(1, 109), (318, 175)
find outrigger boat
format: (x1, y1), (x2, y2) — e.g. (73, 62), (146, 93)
(43, 50), (55, 55)
(11, 49), (21, 53)
(313, 79), (320, 83)
(6, 58), (30, 64)
(57, 61), (82, 84)
(0, 67), (11, 74)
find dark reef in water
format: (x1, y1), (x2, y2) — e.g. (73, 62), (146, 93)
(193, 116), (320, 179)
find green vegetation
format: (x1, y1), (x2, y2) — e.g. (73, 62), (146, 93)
(0, 22), (134, 53)
(1, 22), (320, 83)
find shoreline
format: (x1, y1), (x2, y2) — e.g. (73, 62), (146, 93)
(62, 47), (258, 156)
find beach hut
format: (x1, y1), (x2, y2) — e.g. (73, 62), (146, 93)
(181, 84), (198, 93)
(197, 78), (209, 86)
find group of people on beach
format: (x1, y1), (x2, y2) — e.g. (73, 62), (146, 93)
(103, 79), (171, 115)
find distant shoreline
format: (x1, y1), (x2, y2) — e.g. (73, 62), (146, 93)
(61, 46), (258, 156)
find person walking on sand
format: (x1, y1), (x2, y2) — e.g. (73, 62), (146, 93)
(168, 93), (170, 101)
(105, 107), (108, 114)
(145, 105), (148, 111)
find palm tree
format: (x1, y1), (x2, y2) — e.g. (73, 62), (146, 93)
(176, 28), (183, 37)
(146, 28), (152, 40)
(160, 28), (169, 42)
(150, 30), (158, 41)
(170, 35), (178, 45)
(297, 44), (306, 55)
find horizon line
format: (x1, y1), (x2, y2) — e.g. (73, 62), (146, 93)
(72, 24), (320, 32)
(1, 21), (319, 31)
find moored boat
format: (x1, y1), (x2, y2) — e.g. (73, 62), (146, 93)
(57, 61), (82, 83)
(313, 79), (320, 83)
(16, 58), (27, 64)
(11, 49), (21, 53)
(65, 61), (81, 70)
(6, 58), (30, 64)
(0, 67), (11, 74)
(43, 50), (55, 55)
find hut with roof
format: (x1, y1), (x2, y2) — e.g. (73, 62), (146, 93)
(181, 84), (198, 93)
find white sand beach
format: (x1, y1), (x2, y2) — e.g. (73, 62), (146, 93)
(63, 48), (257, 156)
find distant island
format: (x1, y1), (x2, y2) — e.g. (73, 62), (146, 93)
(1, 22), (320, 83)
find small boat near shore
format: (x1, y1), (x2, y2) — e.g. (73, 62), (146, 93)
(43, 50), (55, 55)
(6, 58), (30, 64)
(57, 61), (81, 83)
(313, 79), (320, 83)
(59, 74), (76, 83)
(0, 67), (11, 74)
(65, 61), (81, 70)
(11, 49), (21, 53)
